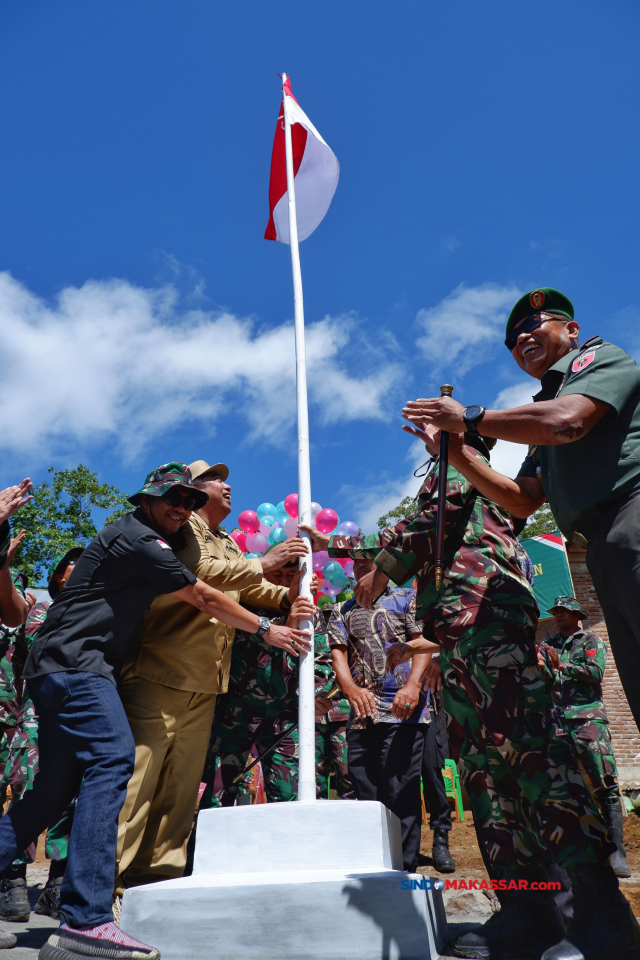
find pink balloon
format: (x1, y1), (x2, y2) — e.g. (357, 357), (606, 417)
(322, 579), (341, 597)
(238, 510), (260, 534)
(316, 508), (339, 535)
(312, 550), (330, 572)
(284, 516), (298, 539)
(259, 522), (273, 537)
(284, 493), (299, 518)
(231, 530), (247, 552)
(344, 559), (354, 578)
(245, 532), (268, 555)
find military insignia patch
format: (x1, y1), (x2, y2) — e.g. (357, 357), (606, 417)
(529, 290), (545, 309)
(156, 539), (172, 550)
(586, 649), (597, 656)
(572, 352), (595, 373)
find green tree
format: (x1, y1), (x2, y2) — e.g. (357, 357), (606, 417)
(377, 496), (417, 531)
(519, 504), (559, 540)
(11, 465), (131, 584)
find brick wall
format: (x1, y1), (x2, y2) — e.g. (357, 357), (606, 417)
(536, 544), (640, 766)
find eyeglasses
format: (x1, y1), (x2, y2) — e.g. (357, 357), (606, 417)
(163, 488), (198, 511)
(504, 314), (565, 352)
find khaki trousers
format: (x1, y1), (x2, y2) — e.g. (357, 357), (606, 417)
(115, 675), (216, 896)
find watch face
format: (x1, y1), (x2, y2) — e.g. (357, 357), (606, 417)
(465, 405), (484, 420)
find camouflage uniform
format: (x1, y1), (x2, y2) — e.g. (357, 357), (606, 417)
(314, 695), (352, 800)
(0, 599), (76, 864)
(542, 625), (620, 808)
(200, 608), (336, 806)
(327, 455), (613, 871)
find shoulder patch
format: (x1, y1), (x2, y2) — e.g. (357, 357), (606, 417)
(572, 352), (596, 373)
(586, 649), (598, 656)
(156, 539), (172, 550)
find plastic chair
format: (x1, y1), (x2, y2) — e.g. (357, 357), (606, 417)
(441, 759), (464, 821)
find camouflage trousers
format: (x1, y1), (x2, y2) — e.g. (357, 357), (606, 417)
(200, 694), (298, 807)
(436, 607), (613, 871)
(563, 717), (620, 808)
(0, 710), (76, 864)
(314, 720), (353, 799)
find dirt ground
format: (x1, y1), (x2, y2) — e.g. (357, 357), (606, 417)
(417, 804), (640, 878)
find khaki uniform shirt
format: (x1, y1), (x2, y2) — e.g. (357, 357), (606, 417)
(122, 514), (287, 694)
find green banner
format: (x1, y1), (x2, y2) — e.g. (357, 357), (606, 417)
(521, 532), (573, 619)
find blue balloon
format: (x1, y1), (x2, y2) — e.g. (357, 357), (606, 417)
(268, 526), (287, 545)
(322, 561), (344, 583)
(245, 553), (260, 559)
(257, 502), (278, 525)
(337, 520), (359, 538)
(331, 571), (348, 590)
(276, 500), (289, 525)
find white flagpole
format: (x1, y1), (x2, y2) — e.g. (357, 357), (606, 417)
(282, 73), (315, 803)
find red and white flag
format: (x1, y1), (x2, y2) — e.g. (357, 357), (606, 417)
(264, 77), (339, 244)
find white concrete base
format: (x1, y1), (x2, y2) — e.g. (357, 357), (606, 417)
(120, 800), (446, 960)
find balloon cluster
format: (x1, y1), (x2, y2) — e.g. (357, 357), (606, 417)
(231, 493), (359, 606)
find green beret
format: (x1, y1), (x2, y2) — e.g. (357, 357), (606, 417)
(505, 288), (574, 340)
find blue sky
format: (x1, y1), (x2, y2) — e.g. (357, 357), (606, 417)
(1, 0), (639, 532)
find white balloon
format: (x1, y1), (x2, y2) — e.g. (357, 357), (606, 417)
(284, 516), (299, 539)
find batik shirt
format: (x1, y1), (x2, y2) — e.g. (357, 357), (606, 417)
(327, 587), (429, 729)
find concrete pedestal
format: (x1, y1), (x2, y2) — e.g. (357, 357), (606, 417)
(120, 800), (446, 960)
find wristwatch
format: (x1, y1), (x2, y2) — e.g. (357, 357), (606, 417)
(462, 405), (486, 437)
(255, 616), (271, 639)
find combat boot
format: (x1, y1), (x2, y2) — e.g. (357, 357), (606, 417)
(602, 799), (632, 878)
(0, 862), (30, 922)
(432, 828), (456, 873)
(541, 862), (640, 960)
(34, 857), (66, 919)
(454, 868), (566, 959)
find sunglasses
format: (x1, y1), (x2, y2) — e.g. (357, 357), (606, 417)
(504, 314), (567, 352)
(163, 488), (199, 511)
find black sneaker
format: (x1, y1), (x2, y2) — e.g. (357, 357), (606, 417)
(34, 877), (63, 919)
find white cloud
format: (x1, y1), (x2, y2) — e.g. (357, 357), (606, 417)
(493, 381), (536, 410)
(0, 272), (402, 463)
(489, 380), (537, 478)
(415, 282), (521, 375)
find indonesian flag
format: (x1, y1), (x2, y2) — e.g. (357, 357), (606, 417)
(265, 77), (339, 244)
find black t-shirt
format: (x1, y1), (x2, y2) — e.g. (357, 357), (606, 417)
(24, 509), (197, 684)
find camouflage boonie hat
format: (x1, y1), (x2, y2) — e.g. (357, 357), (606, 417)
(548, 595), (587, 617)
(128, 462), (209, 508)
(48, 546), (84, 599)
